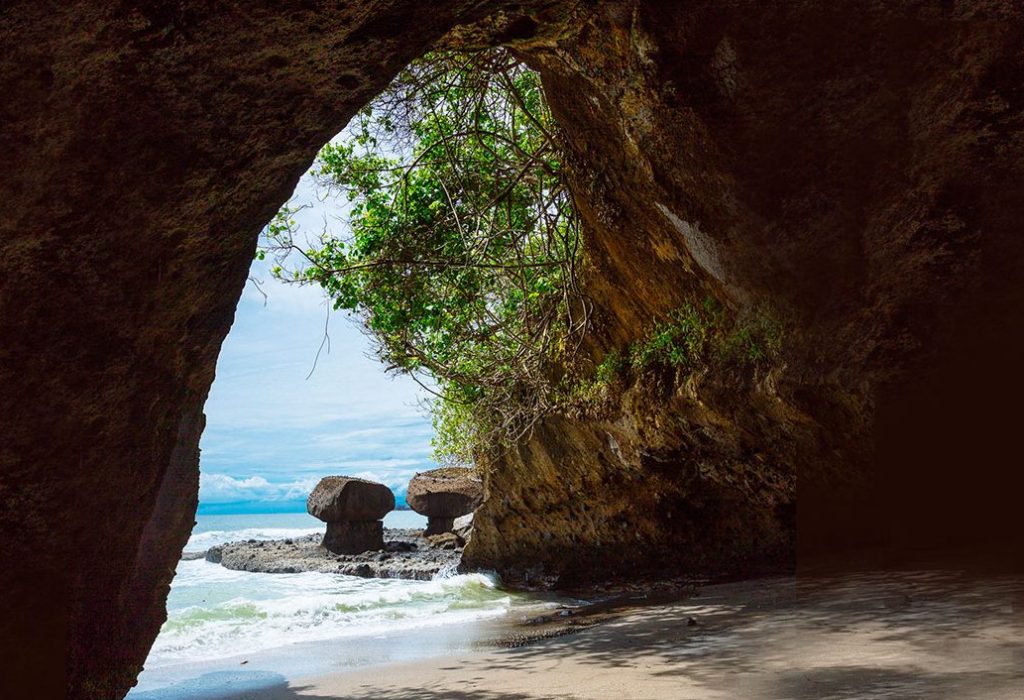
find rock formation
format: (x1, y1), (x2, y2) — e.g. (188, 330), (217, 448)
(206, 528), (460, 580)
(407, 468), (484, 535)
(0, 3), (551, 696)
(307, 476), (394, 554)
(1, 1), (1022, 697)
(464, 0), (1024, 587)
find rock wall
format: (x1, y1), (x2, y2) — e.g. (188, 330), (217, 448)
(466, 1), (1024, 584)
(2, 0), (1023, 697)
(0, 2), (552, 697)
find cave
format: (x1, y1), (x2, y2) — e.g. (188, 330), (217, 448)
(2, 2), (1022, 698)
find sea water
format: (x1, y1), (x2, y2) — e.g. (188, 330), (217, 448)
(129, 512), (535, 698)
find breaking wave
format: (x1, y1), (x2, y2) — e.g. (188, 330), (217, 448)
(148, 560), (512, 667)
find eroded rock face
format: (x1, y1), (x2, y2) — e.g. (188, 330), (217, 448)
(324, 520), (384, 554)
(407, 468), (484, 534)
(308, 476), (395, 523)
(0, 1), (539, 697)
(307, 476), (394, 553)
(463, 1), (1024, 585)
(3, 0), (1023, 696)
(211, 529), (462, 580)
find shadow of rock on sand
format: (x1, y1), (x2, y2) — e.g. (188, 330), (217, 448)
(136, 571), (1023, 700)
(769, 666), (1023, 700)
(470, 570), (1024, 699)
(213, 682), (553, 700)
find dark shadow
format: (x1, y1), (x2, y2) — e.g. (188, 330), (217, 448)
(770, 667), (1023, 700)
(126, 570), (1023, 699)
(458, 571), (1022, 697)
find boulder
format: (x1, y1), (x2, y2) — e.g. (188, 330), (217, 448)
(426, 532), (462, 550)
(454, 513), (474, 544)
(307, 476), (394, 523)
(407, 468), (483, 535)
(306, 476), (394, 554)
(322, 520), (386, 555)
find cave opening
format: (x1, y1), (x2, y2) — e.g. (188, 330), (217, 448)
(4, 4), (1024, 699)
(127, 154), (484, 695)
(130, 47), (583, 697)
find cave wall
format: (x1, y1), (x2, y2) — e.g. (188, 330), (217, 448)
(466, 1), (1024, 583)
(2, 0), (1023, 697)
(0, 2), (549, 697)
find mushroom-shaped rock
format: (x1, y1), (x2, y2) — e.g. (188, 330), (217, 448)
(306, 476), (395, 554)
(406, 468), (483, 535)
(307, 476), (394, 522)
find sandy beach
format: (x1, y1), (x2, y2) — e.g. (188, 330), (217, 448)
(199, 568), (1023, 700)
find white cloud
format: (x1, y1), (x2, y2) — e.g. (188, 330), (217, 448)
(350, 469), (419, 494)
(199, 467), (421, 506)
(199, 473), (321, 504)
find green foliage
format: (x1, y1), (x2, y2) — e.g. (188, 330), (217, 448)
(594, 350), (626, 385)
(261, 50), (587, 463)
(628, 299), (725, 371)
(719, 311), (783, 366)
(626, 299), (783, 373)
(564, 300), (784, 412)
(258, 52), (784, 459)
(429, 393), (481, 466)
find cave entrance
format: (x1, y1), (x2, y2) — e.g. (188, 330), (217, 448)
(3, 5), (579, 699)
(129, 153), (439, 695)
(129, 46), (572, 697)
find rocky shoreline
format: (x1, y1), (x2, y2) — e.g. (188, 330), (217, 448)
(200, 527), (465, 580)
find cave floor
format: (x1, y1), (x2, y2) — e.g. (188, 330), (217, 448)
(192, 568), (1024, 699)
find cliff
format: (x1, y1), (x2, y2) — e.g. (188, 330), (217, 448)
(1, 1), (1022, 697)
(466, 0), (1024, 586)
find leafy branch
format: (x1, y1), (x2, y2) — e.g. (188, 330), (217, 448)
(260, 49), (591, 463)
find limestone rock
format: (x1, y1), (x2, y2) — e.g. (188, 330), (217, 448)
(454, 513), (474, 543)
(322, 520), (385, 555)
(5, 2), (1024, 697)
(214, 529), (461, 579)
(306, 476), (394, 554)
(407, 468), (484, 534)
(426, 532), (463, 550)
(307, 476), (395, 523)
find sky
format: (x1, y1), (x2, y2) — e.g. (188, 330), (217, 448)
(197, 160), (434, 514)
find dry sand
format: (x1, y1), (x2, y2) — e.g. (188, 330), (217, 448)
(240, 568), (1023, 700)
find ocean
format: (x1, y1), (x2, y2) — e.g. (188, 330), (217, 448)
(129, 511), (541, 699)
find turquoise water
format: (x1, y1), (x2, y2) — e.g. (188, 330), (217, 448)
(130, 512), (533, 698)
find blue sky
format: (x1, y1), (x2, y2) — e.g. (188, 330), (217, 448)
(197, 163), (433, 514)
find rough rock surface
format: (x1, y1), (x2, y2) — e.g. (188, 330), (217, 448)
(2, 1), (1023, 697)
(454, 513), (475, 544)
(462, 1), (1024, 587)
(0, 2), (552, 697)
(307, 476), (395, 553)
(307, 476), (395, 523)
(322, 520), (384, 555)
(207, 529), (459, 580)
(407, 468), (484, 534)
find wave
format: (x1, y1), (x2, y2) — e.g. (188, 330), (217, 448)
(147, 561), (513, 667)
(183, 527), (322, 553)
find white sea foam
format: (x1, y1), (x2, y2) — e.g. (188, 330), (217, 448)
(147, 560), (513, 668)
(140, 512), (530, 690)
(183, 527), (321, 553)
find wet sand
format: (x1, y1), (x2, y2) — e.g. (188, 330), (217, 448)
(242, 569), (1023, 700)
